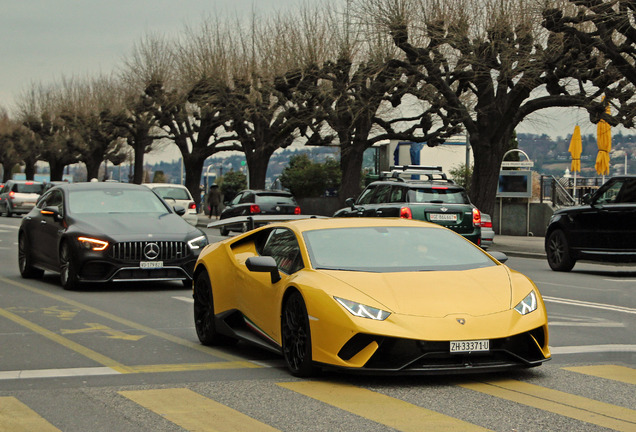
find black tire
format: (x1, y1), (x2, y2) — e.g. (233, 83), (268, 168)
(546, 229), (575, 272)
(281, 291), (318, 377)
(193, 271), (236, 346)
(18, 234), (44, 279)
(219, 226), (229, 236)
(182, 279), (193, 289)
(59, 241), (81, 290)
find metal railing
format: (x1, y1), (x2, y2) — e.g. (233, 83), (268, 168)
(540, 175), (606, 207)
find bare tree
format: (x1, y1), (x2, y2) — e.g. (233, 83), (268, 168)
(363, 0), (628, 215)
(543, 0), (636, 125)
(0, 109), (23, 182)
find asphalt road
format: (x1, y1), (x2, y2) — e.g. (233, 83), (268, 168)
(0, 217), (634, 432)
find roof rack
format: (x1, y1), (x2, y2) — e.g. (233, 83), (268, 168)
(380, 165), (454, 183)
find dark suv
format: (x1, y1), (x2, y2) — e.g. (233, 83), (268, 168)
(545, 175), (636, 271)
(334, 166), (482, 245)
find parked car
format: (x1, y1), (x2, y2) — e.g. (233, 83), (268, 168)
(193, 217), (550, 376)
(219, 189), (301, 236)
(334, 166), (482, 245)
(545, 175), (636, 271)
(480, 213), (495, 249)
(18, 182), (207, 290)
(0, 180), (44, 217)
(144, 183), (198, 226)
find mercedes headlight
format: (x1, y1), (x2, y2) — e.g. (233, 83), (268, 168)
(77, 236), (109, 251)
(187, 235), (208, 250)
(334, 297), (390, 321)
(514, 291), (537, 315)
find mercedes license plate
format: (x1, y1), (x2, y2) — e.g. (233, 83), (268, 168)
(430, 213), (457, 221)
(450, 340), (489, 353)
(140, 261), (163, 269)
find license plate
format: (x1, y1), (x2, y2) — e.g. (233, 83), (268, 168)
(450, 340), (489, 353)
(140, 261), (163, 269)
(430, 213), (457, 221)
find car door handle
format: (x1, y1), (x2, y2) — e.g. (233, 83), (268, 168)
(376, 210), (383, 215)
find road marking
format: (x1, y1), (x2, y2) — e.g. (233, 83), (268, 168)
(0, 306), (133, 373)
(551, 344), (636, 354)
(0, 367), (119, 380)
(0, 276), (254, 363)
(563, 365), (636, 385)
(0, 224), (18, 229)
(173, 296), (194, 304)
(460, 379), (636, 432)
(548, 315), (625, 327)
(0, 397), (61, 432)
(120, 388), (279, 432)
(61, 323), (146, 341)
(278, 381), (490, 432)
(543, 296), (636, 315)
(603, 279), (636, 283)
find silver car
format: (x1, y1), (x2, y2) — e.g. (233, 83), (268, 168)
(480, 213), (495, 250)
(0, 180), (44, 217)
(144, 183), (198, 226)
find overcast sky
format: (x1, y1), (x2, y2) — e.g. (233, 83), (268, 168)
(1, 0), (632, 163)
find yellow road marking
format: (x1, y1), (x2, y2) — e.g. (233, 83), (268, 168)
(0, 306), (133, 373)
(460, 379), (636, 432)
(0, 397), (61, 432)
(278, 381), (490, 432)
(0, 276), (254, 363)
(563, 365), (636, 385)
(61, 323), (145, 341)
(120, 388), (279, 432)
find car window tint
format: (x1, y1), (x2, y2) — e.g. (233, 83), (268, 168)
(407, 187), (466, 204)
(390, 186), (406, 202)
(596, 181), (623, 204)
(240, 193), (255, 204)
(154, 187), (191, 200)
(304, 226), (495, 272)
(44, 190), (64, 213)
(356, 186), (376, 204)
(255, 194), (296, 205)
(261, 228), (303, 274)
(229, 193), (243, 205)
(371, 185), (392, 204)
(15, 183), (43, 194)
(68, 189), (168, 214)
(616, 179), (636, 203)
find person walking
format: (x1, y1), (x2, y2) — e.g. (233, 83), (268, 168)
(207, 184), (221, 219)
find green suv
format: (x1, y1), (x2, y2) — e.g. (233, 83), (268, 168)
(334, 166), (482, 245)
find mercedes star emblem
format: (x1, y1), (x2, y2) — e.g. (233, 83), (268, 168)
(143, 242), (160, 260)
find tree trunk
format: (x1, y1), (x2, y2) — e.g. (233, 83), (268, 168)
(24, 159), (36, 181)
(49, 160), (65, 181)
(338, 144), (365, 205)
(183, 152), (206, 211)
(85, 158), (101, 182)
(245, 148), (275, 190)
(133, 141), (146, 184)
(469, 134), (510, 216)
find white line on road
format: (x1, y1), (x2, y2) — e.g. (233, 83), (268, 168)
(550, 344), (636, 354)
(543, 296), (636, 315)
(173, 296), (194, 304)
(0, 224), (19, 230)
(603, 279), (636, 283)
(0, 367), (120, 380)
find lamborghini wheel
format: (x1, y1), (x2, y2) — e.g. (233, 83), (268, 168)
(546, 229), (575, 272)
(281, 291), (318, 377)
(193, 271), (236, 346)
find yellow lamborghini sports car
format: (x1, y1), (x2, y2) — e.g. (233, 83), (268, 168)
(193, 218), (550, 377)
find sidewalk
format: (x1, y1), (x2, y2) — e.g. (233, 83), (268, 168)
(197, 214), (546, 259)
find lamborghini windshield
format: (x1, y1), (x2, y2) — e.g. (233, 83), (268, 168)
(303, 226), (496, 272)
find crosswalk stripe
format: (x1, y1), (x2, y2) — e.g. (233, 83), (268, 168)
(278, 381), (490, 432)
(562, 365), (636, 385)
(0, 397), (61, 432)
(460, 379), (636, 431)
(119, 388), (279, 432)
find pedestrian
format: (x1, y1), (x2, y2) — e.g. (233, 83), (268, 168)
(207, 184), (221, 219)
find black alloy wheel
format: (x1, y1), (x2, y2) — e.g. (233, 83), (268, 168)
(18, 234), (44, 279)
(59, 241), (80, 290)
(546, 229), (575, 272)
(281, 291), (318, 377)
(193, 271), (236, 346)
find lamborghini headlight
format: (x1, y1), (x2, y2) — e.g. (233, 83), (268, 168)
(187, 235), (208, 250)
(514, 291), (537, 315)
(77, 236), (109, 251)
(334, 297), (391, 321)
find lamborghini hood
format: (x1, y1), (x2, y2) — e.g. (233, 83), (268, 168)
(322, 265), (513, 318)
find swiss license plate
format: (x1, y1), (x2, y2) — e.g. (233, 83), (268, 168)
(430, 213), (457, 222)
(450, 340), (489, 353)
(140, 261), (163, 269)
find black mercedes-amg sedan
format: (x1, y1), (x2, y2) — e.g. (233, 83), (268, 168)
(18, 182), (208, 290)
